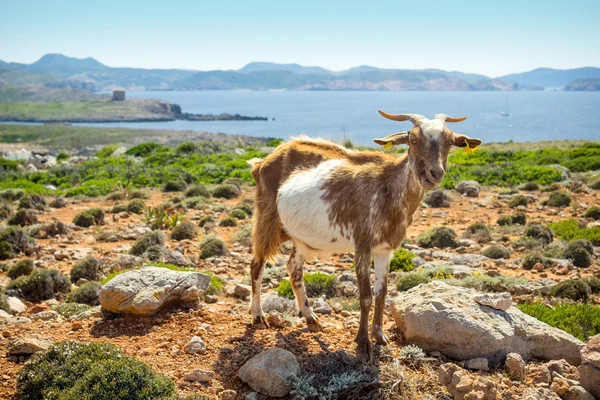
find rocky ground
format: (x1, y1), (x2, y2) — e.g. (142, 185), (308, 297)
(0, 179), (599, 399)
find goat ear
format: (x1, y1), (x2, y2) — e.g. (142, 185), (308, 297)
(373, 131), (410, 147)
(453, 134), (482, 148)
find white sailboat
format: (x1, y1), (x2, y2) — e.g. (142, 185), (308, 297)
(501, 97), (509, 117)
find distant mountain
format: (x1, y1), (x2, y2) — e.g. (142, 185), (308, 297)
(0, 54), (598, 91)
(563, 78), (600, 91)
(498, 67), (600, 88)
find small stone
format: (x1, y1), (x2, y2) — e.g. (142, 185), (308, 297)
(266, 311), (286, 329)
(6, 297), (26, 314)
(71, 321), (83, 330)
(245, 393), (258, 400)
(205, 294), (218, 304)
(184, 336), (207, 355)
(238, 348), (300, 397)
(466, 357), (489, 372)
(529, 365), (552, 385)
(505, 353), (526, 381)
(184, 369), (213, 382)
(8, 335), (52, 355)
(473, 292), (512, 311)
(221, 389), (237, 400)
(234, 284), (252, 298)
(31, 310), (60, 321)
(0, 310), (10, 320)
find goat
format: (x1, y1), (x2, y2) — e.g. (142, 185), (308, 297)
(249, 111), (482, 362)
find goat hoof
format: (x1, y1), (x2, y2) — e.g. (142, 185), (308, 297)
(355, 339), (373, 363)
(252, 315), (269, 330)
(306, 318), (323, 332)
(373, 331), (389, 345)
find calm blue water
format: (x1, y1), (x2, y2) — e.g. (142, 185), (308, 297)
(82, 91), (599, 145)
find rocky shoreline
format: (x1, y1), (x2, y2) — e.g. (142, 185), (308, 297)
(0, 112), (268, 123)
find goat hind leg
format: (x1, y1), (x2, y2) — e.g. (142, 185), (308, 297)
(250, 257), (268, 328)
(286, 246), (322, 332)
(372, 251), (392, 345)
(354, 247), (374, 363)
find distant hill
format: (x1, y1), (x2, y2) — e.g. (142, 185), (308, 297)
(0, 86), (108, 102)
(498, 67), (600, 88)
(563, 78), (600, 91)
(0, 53), (598, 91)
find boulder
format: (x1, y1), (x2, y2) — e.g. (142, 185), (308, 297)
(580, 333), (600, 369)
(99, 266), (210, 316)
(578, 334), (600, 399)
(261, 292), (295, 314)
(505, 353), (526, 381)
(7, 296), (26, 314)
(238, 348), (300, 397)
(389, 281), (584, 365)
(8, 335), (52, 355)
(456, 180), (481, 197)
(438, 363), (497, 400)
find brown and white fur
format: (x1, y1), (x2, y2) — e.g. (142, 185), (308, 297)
(249, 111), (482, 362)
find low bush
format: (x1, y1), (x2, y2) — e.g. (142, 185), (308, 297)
(549, 219), (600, 245)
(232, 224), (252, 246)
(564, 239), (594, 268)
(590, 179), (600, 190)
(44, 222), (70, 238)
(549, 279), (591, 302)
(508, 194), (528, 208)
(107, 191), (126, 201)
(6, 268), (70, 302)
(71, 256), (102, 282)
(518, 303), (599, 342)
(232, 200), (253, 217)
(130, 232), (165, 256)
(546, 191), (572, 207)
(65, 281), (101, 306)
(126, 199), (146, 214)
(0, 188), (24, 201)
(212, 184), (240, 199)
(48, 197), (67, 208)
(389, 248), (415, 272)
(304, 272), (336, 298)
(7, 259), (34, 280)
(130, 190), (149, 199)
(511, 212), (527, 225)
(110, 204), (128, 213)
(18, 193), (46, 210)
(497, 215), (512, 226)
(185, 185), (210, 198)
(0, 294), (10, 314)
(442, 274), (528, 292)
(228, 209), (247, 220)
(519, 182), (539, 191)
(181, 196), (207, 210)
(125, 142), (166, 157)
(16, 341), (175, 400)
(522, 252), (551, 270)
(0, 226), (34, 259)
(199, 235), (228, 259)
(162, 180), (187, 192)
(397, 274), (431, 292)
(73, 209), (104, 227)
(218, 216), (237, 227)
(8, 209), (38, 227)
(463, 222), (492, 243)
(584, 206), (600, 220)
(205, 274), (224, 296)
(198, 215), (214, 227)
(277, 279), (294, 299)
(53, 303), (92, 318)
(95, 144), (120, 158)
(144, 206), (183, 230)
(417, 227), (458, 248)
(0, 200), (11, 220)
(524, 223), (554, 244)
(482, 244), (510, 259)
(170, 221), (197, 241)
(424, 189), (450, 208)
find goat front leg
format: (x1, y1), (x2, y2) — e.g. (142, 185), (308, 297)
(286, 245), (322, 332)
(354, 246), (373, 363)
(372, 251), (392, 345)
(250, 256), (268, 328)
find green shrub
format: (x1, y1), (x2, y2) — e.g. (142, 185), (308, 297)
(71, 256), (102, 282)
(53, 303), (92, 318)
(0, 226), (34, 258)
(212, 184), (240, 199)
(125, 142), (166, 157)
(205, 274), (224, 296)
(511, 212), (527, 225)
(73, 208), (104, 227)
(0, 200), (11, 221)
(417, 227), (458, 248)
(232, 200), (253, 217)
(585, 277), (600, 294)
(518, 303), (600, 341)
(549, 219), (600, 245)
(397, 274), (431, 292)
(584, 206), (600, 220)
(304, 272), (336, 298)
(162, 180), (187, 192)
(181, 196), (207, 210)
(546, 191), (572, 207)
(8, 209), (38, 226)
(56, 151), (70, 162)
(126, 199), (146, 214)
(222, 177), (243, 189)
(7, 259), (34, 279)
(130, 232), (165, 256)
(549, 279), (591, 302)
(18, 193), (46, 211)
(463, 222), (492, 243)
(218, 216), (237, 227)
(497, 215), (513, 226)
(95, 144), (120, 158)
(110, 204), (128, 213)
(389, 248), (415, 272)
(49, 197), (67, 208)
(0, 188), (24, 201)
(0, 294), (10, 314)
(199, 235), (228, 259)
(524, 223), (554, 244)
(65, 281), (101, 306)
(0, 241), (14, 260)
(508, 194), (528, 208)
(522, 252), (551, 270)
(266, 139), (284, 147)
(170, 221), (197, 241)
(16, 341), (175, 400)
(130, 190), (149, 199)
(6, 268), (70, 302)
(564, 239), (594, 268)
(198, 215), (214, 227)
(590, 179), (600, 190)
(185, 185), (210, 198)
(277, 279), (294, 298)
(232, 224), (252, 246)
(228, 209), (247, 220)
(107, 191), (126, 201)
(424, 189), (450, 208)
(519, 182), (539, 191)
(482, 245), (510, 259)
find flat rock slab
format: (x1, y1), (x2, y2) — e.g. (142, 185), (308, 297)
(390, 281), (584, 365)
(99, 266), (210, 316)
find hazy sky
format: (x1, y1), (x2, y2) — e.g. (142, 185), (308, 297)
(1, 0), (599, 77)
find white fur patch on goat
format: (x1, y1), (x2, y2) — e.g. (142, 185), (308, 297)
(420, 118), (445, 138)
(277, 159), (354, 254)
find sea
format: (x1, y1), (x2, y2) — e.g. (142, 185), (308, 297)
(76, 91), (599, 145)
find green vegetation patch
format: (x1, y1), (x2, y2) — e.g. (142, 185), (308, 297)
(518, 303), (600, 341)
(549, 219), (600, 245)
(278, 272), (336, 299)
(389, 248), (415, 272)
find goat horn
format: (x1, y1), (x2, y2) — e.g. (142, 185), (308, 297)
(378, 110), (425, 125)
(434, 114), (467, 123)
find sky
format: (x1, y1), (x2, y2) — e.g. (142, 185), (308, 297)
(1, 0), (599, 77)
